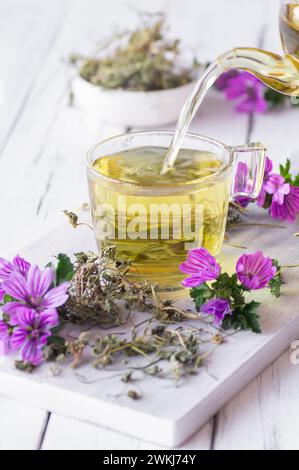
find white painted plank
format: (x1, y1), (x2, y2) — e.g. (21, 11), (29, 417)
(0, 0), (70, 150)
(42, 414), (213, 450)
(164, 0), (270, 62)
(214, 349), (299, 450)
(0, 394), (48, 450)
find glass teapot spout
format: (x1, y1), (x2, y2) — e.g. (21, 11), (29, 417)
(218, 48), (299, 97)
(217, 3), (299, 98)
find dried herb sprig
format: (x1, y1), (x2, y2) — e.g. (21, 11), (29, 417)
(52, 319), (222, 384)
(58, 245), (199, 328)
(70, 11), (197, 91)
(59, 247), (155, 327)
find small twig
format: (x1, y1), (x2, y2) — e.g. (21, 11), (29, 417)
(171, 330), (187, 350)
(229, 201), (248, 214)
(162, 306), (200, 320)
(281, 264), (299, 269)
(229, 223), (286, 230)
(224, 241), (247, 249)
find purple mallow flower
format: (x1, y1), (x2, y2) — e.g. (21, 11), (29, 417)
(0, 255), (30, 302)
(0, 319), (16, 352)
(257, 156), (273, 207)
(263, 174), (290, 205)
(215, 70), (240, 91)
(217, 71), (267, 114)
(256, 157), (299, 222)
(269, 185), (299, 223)
(233, 161), (252, 208)
(201, 298), (231, 326)
(11, 308), (58, 365)
(2, 264), (68, 319)
(180, 247), (221, 288)
(0, 255), (69, 366)
(236, 251), (276, 290)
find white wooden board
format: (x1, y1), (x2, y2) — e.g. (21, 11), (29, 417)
(0, 206), (299, 448)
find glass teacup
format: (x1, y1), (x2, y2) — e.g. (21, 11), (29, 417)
(87, 131), (265, 290)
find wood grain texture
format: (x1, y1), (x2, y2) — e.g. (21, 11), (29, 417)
(0, 395), (48, 450)
(42, 415), (214, 450)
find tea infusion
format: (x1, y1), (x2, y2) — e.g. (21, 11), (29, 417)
(89, 147), (230, 286)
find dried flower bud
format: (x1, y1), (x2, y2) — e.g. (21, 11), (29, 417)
(78, 332), (91, 345)
(211, 333), (224, 344)
(63, 210), (79, 228)
(101, 355), (112, 367)
(127, 389), (142, 400)
(56, 353), (66, 363)
(49, 365), (62, 376)
(121, 372), (133, 383)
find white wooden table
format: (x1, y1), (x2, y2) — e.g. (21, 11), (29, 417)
(1, 0), (299, 450)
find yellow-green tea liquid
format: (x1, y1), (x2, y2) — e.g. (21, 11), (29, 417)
(89, 146), (230, 288)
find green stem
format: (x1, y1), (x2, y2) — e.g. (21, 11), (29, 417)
(130, 346), (152, 360)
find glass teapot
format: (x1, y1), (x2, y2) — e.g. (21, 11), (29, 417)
(220, 0), (299, 97)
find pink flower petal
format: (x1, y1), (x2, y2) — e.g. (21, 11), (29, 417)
(21, 339), (43, 365)
(236, 251), (276, 289)
(11, 327), (28, 349)
(2, 302), (32, 323)
(27, 265), (55, 299)
(12, 255), (31, 276)
(16, 308), (36, 328)
(0, 258), (13, 280)
(41, 282), (68, 309)
(2, 272), (28, 301)
(38, 310), (59, 329)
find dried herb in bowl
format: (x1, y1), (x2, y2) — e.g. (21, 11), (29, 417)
(69, 11), (198, 91)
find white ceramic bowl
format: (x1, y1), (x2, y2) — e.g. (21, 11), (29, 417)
(72, 75), (198, 128)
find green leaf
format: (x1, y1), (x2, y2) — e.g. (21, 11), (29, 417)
(279, 158), (292, 183)
(264, 88), (287, 108)
(268, 259), (283, 298)
(14, 360), (36, 373)
(1, 294), (13, 304)
(223, 301), (262, 334)
(55, 253), (74, 285)
(211, 273), (245, 306)
(190, 283), (212, 311)
(43, 335), (67, 361)
(279, 159), (299, 187)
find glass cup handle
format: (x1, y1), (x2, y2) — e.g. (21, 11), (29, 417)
(229, 142), (266, 201)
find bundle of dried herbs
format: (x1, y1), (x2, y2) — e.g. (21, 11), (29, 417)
(69, 11), (197, 91)
(59, 247), (155, 326)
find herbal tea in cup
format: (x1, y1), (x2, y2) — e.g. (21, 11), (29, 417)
(87, 131), (266, 290)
